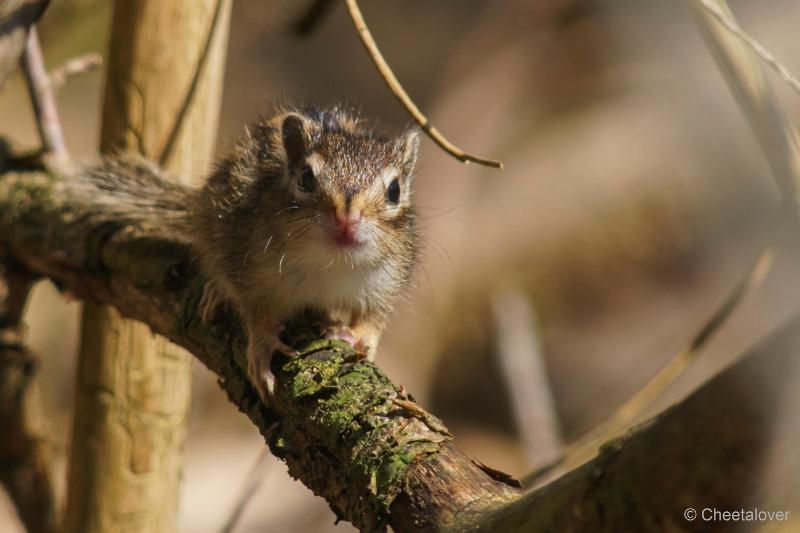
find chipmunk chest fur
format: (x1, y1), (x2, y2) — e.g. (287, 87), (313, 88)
(190, 105), (421, 399)
(81, 105), (421, 401)
(261, 255), (394, 317)
(195, 106), (420, 329)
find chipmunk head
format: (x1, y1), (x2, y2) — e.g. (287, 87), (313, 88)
(262, 106), (419, 265)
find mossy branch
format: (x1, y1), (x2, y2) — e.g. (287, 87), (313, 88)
(0, 167), (522, 531)
(2, 164), (796, 530)
(480, 314), (800, 531)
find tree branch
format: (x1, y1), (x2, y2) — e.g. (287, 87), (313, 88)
(0, 0), (50, 88)
(531, 247), (774, 483)
(48, 53), (102, 91)
(480, 314), (800, 531)
(343, 0), (503, 169)
(696, 0), (800, 96)
(492, 289), (563, 470)
(20, 26), (69, 169)
(1, 161), (797, 530)
(686, 0), (800, 215)
(0, 167), (522, 532)
(0, 261), (57, 533)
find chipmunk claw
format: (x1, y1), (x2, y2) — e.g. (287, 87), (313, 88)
(248, 336), (298, 404)
(321, 323), (371, 359)
(322, 323), (359, 346)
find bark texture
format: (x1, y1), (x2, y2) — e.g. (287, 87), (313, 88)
(5, 162), (798, 531)
(62, 1), (232, 532)
(0, 168), (523, 531)
(478, 316), (800, 532)
(0, 262), (56, 533)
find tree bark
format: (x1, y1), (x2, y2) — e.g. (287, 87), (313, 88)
(477, 317), (800, 532)
(0, 262), (56, 533)
(0, 167), (523, 531)
(62, 1), (231, 532)
(4, 161), (798, 530)
(0, 0), (50, 88)
(2, 3), (794, 532)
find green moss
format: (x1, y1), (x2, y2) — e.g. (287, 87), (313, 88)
(2, 176), (53, 226)
(278, 341), (452, 526)
(0, 169), (462, 532)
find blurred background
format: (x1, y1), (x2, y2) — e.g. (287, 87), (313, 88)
(2, 0), (800, 531)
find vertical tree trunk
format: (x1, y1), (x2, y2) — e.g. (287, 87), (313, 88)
(62, 1), (231, 531)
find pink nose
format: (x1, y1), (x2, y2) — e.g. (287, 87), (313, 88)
(335, 209), (362, 233)
(332, 209), (362, 245)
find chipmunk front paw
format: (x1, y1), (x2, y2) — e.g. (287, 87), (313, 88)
(247, 334), (298, 404)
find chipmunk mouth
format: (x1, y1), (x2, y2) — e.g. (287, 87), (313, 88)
(329, 209), (365, 248)
(330, 227), (363, 248)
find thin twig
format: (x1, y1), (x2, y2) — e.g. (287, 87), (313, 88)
(48, 52), (102, 91)
(343, 0), (503, 169)
(527, 248), (774, 485)
(293, 0), (336, 36)
(492, 289), (563, 470)
(697, 0), (800, 96)
(20, 26), (70, 169)
(219, 451), (270, 533)
(686, 0), (800, 215)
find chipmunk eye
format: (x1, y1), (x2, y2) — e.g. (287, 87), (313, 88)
(386, 178), (401, 204)
(299, 166), (316, 192)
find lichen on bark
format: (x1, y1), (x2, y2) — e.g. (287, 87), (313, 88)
(0, 167), (523, 532)
(272, 334), (451, 530)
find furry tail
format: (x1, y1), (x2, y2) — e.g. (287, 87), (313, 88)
(66, 156), (194, 233)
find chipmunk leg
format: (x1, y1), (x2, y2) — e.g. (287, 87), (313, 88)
(316, 311), (381, 360)
(348, 312), (383, 361)
(198, 281), (227, 322)
(246, 317), (297, 403)
(318, 314), (360, 346)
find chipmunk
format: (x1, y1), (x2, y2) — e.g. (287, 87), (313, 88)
(74, 106), (421, 402)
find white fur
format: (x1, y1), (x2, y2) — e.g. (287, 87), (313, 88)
(244, 215), (395, 319)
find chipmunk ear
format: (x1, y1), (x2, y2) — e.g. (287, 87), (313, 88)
(396, 127), (421, 173)
(281, 113), (312, 168)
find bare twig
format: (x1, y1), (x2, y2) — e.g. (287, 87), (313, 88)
(343, 0), (503, 169)
(528, 248), (774, 484)
(48, 52), (102, 91)
(0, 0), (50, 88)
(293, 0), (336, 36)
(686, 0), (800, 215)
(480, 316), (800, 530)
(697, 0), (800, 96)
(219, 451), (270, 533)
(20, 26), (69, 168)
(492, 289), (563, 470)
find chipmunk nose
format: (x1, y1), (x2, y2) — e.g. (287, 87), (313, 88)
(334, 208), (362, 233)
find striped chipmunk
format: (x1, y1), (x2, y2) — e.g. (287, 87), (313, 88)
(75, 105), (421, 402)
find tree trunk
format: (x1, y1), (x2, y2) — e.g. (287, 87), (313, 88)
(62, 1), (231, 531)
